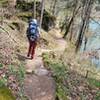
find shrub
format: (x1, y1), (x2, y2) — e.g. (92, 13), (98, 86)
(42, 53), (69, 100)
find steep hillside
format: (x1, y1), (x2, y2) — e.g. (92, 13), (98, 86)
(0, 19), (27, 64)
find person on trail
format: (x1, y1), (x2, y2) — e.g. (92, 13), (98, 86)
(26, 18), (40, 59)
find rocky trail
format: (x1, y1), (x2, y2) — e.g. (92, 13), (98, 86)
(23, 30), (67, 100)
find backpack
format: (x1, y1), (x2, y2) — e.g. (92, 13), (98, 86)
(27, 20), (39, 41)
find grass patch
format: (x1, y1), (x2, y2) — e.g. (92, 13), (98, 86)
(0, 0), (8, 7)
(0, 63), (3, 68)
(0, 63), (26, 99)
(0, 87), (16, 100)
(8, 64), (26, 99)
(42, 53), (69, 100)
(88, 78), (100, 88)
(95, 91), (100, 100)
(88, 78), (100, 100)
(42, 52), (100, 100)
(16, 12), (33, 22)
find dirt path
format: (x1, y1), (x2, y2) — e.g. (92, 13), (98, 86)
(24, 29), (67, 100)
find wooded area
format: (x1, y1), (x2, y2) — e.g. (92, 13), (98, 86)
(0, 0), (100, 100)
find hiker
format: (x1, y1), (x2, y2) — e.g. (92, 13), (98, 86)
(26, 18), (40, 59)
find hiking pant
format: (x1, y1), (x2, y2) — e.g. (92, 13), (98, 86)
(27, 39), (37, 59)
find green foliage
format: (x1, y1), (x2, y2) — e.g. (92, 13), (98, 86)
(16, 1), (40, 12)
(88, 78), (100, 88)
(88, 78), (100, 100)
(56, 83), (69, 100)
(50, 62), (67, 81)
(95, 91), (100, 100)
(16, 65), (26, 98)
(0, 63), (3, 68)
(17, 65), (26, 84)
(42, 53), (68, 100)
(8, 64), (26, 98)
(0, 87), (15, 100)
(0, 0), (8, 7)
(0, 64), (7, 87)
(16, 12), (33, 22)
(43, 53), (100, 100)
(0, 77), (7, 87)
(8, 64), (26, 84)
(8, 65), (17, 75)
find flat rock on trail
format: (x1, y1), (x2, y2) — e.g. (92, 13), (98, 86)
(24, 29), (67, 100)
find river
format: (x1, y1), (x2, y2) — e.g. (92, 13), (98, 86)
(81, 20), (100, 68)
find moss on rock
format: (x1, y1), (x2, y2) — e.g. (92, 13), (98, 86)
(0, 87), (15, 100)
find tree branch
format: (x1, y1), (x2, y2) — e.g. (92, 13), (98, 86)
(90, 17), (100, 26)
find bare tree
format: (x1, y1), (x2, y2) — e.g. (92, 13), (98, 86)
(63, 0), (80, 38)
(52, 0), (57, 15)
(39, 0), (45, 30)
(33, 0), (36, 19)
(75, 0), (94, 52)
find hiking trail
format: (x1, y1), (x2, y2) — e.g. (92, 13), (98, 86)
(23, 29), (67, 100)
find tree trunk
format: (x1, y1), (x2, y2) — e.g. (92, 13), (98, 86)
(75, 0), (94, 52)
(63, 2), (80, 39)
(52, 0), (57, 16)
(39, 0), (45, 30)
(0, 8), (4, 25)
(33, 0), (36, 19)
(69, 21), (74, 41)
(84, 37), (87, 51)
(63, 17), (74, 38)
